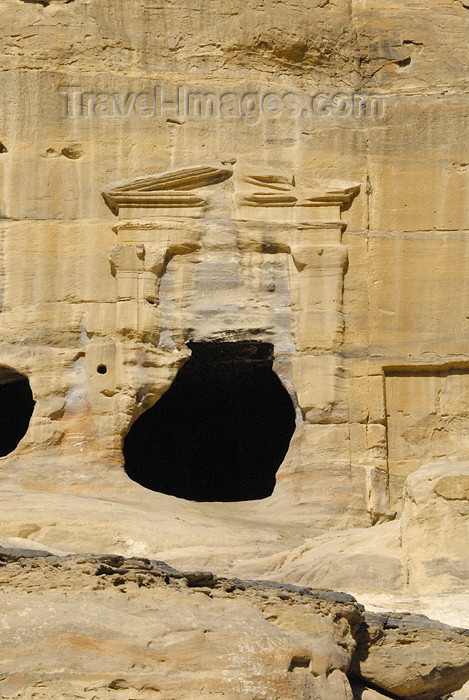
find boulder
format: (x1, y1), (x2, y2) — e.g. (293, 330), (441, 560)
(0, 548), (361, 699)
(1, 548), (468, 700)
(401, 462), (469, 593)
(352, 611), (469, 699)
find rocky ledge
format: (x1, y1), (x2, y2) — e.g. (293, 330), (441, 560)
(0, 548), (468, 700)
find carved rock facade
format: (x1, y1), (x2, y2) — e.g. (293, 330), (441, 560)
(0, 159), (389, 525)
(0, 0), (467, 540)
(0, 0), (469, 696)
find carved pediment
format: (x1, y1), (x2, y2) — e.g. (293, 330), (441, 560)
(236, 169), (360, 208)
(102, 164), (234, 216)
(102, 162), (360, 224)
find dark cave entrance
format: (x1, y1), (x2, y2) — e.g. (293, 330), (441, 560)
(123, 342), (296, 501)
(0, 368), (35, 457)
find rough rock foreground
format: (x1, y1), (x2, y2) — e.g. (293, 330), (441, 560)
(0, 547), (467, 700)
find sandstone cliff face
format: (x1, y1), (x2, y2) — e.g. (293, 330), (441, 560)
(0, 1), (468, 696)
(0, 0), (468, 525)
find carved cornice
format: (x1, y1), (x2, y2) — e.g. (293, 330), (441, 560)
(236, 171), (360, 209)
(102, 164), (234, 216)
(102, 162), (360, 224)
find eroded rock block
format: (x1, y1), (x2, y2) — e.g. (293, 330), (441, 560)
(402, 461), (469, 593)
(352, 611), (469, 700)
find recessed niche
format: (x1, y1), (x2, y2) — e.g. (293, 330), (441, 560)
(0, 368), (35, 456)
(123, 342), (296, 502)
(385, 367), (469, 505)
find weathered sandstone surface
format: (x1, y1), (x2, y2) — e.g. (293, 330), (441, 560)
(0, 0), (468, 524)
(0, 547), (468, 700)
(401, 462), (469, 594)
(0, 0), (468, 696)
(352, 611), (469, 700)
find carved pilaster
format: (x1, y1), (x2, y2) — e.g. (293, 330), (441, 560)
(105, 221), (200, 341)
(102, 162), (359, 353)
(290, 242), (348, 353)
